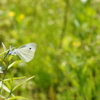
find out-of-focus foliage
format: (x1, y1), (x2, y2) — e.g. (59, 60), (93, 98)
(0, 0), (100, 100)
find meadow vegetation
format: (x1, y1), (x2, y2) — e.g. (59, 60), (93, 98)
(0, 0), (100, 100)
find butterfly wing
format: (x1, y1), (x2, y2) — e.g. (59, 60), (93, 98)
(16, 43), (37, 62)
(19, 43), (36, 51)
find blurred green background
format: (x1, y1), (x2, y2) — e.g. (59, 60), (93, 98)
(0, 0), (100, 100)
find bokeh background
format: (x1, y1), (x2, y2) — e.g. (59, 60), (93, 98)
(0, 0), (100, 100)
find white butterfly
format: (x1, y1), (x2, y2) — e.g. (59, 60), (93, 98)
(8, 43), (37, 62)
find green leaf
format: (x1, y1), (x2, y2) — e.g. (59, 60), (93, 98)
(12, 76), (35, 91)
(8, 60), (22, 69)
(0, 50), (9, 57)
(1, 42), (7, 51)
(7, 96), (28, 100)
(0, 82), (14, 96)
(4, 76), (26, 82)
(0, 95), (6, 99)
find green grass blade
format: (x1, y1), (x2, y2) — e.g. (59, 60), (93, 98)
(8, 60), (22, 69)
(0, 95), (6, 99)
(0, 82), (14, 96)
(7, 96), (28, 100)
(4, 76), (26, 82)
(12, 76), (35, 91)
(0, 50), (9, 57)
(1, 42), (7, 51)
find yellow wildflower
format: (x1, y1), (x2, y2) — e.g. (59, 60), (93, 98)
(77, 42), (81, 47)
(72, 41), (81, 47)
(19, 14), (25, 20)
(8, 11), (15, 17)
(72, 42), (76, 46)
